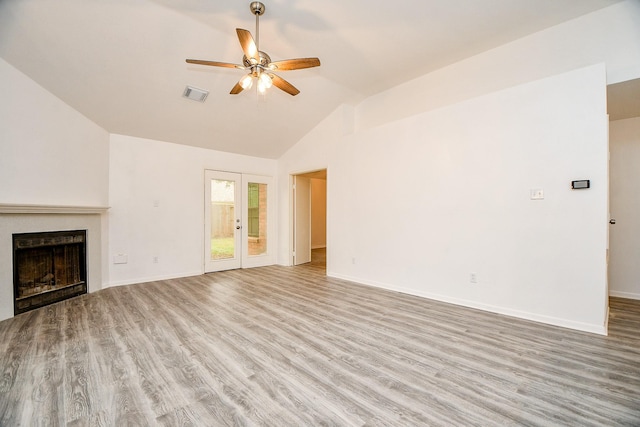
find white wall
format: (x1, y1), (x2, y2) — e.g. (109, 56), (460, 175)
(609, 117), (640, 300)
(0, 57), (110, 320)
(0, 58), (109, 206)
(311, 178), (327, 249)
(338, 65), (608, 333)
(279, 63), (609, 333)
(356, 0), (640, 132)
(108, 134), (277, 286)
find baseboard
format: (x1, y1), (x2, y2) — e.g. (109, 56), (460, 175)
(105, 270), (203, 288)
(609, 290), (640, 300)
(328, 272), (607, 335)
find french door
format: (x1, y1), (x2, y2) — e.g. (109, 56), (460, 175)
(204, 170), (274, 272)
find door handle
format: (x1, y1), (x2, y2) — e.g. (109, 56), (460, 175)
(609, 219), (616, 225)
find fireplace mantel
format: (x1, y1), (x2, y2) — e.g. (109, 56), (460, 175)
(0, 204), (110, 215)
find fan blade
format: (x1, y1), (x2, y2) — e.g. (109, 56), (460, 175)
(230, 82), (244, 95)
(270, 74), (300, 96)
(236, 28), (259, 64)
(186, 59), (244, 69)
(269, 57), (321, 71)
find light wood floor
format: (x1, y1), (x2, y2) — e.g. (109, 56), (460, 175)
(1, 251), (639, 426)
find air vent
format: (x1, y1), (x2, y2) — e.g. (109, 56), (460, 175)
(183, 85), (209, 102)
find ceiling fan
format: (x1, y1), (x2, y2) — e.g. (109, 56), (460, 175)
(186, 1), (320, 96)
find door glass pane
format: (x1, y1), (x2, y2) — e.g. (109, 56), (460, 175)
(210, 179), (235, 260)
(247, 182), (267, 256)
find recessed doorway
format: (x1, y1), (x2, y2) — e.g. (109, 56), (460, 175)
(291, 169), (327, 269)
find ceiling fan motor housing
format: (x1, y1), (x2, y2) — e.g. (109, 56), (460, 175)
(243, 51), (271, 68)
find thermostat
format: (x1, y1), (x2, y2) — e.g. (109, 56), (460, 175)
(571, 180), (590, 189)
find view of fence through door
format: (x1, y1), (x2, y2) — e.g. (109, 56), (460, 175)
(205, 170), (274, 273)
(206, 171), (242, 272)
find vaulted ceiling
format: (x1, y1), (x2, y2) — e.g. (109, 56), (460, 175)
(0, 0), (625, 158)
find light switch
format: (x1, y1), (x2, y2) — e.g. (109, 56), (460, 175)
(530, 189), (544, 200)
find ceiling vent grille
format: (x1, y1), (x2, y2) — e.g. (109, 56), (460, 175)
(183, 85), (209, 102)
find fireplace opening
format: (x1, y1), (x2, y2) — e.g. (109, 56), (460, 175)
(13, 230), (87, 315)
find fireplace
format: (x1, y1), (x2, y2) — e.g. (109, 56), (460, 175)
(13, 229), (87, 315)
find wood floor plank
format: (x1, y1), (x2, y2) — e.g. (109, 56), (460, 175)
(0, 309), (45, 426)
(29, 305), (65, 426)
(1, 251), (639, 425)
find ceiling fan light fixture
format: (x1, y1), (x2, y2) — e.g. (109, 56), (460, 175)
(259, 72), (272, 89)
(239, 74), (253, 90)
(257, 80), (267, 94)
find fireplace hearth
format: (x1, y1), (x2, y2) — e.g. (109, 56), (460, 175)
(13, 230), (87, 315)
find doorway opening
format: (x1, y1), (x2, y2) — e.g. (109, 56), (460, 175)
(607, 77), (640, 301)
(291, 169), (327, 270)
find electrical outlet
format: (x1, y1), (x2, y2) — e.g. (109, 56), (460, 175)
(530, 188), (544, 200)
(153, 256), (159, 264)
(470, 273), (477, 283)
